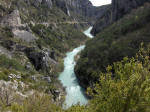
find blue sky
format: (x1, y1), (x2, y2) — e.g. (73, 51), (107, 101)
(89, 0), (111, 6)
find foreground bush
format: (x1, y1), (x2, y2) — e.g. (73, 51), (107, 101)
(67, 47), (150, 112)
(10, 93), (63, 112)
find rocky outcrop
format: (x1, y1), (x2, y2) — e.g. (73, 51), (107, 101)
(25, 48), (57, 74)
(0, 10), (22, 27)
(0, 9), (36, 43)
(0, 80), (29, 102)
(13, 30), (36, 42)
(91, 0), (150, 35)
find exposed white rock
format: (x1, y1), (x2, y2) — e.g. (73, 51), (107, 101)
(0, 80), (31, 98)
(0, 9), (37, 43)
(67, 8), (71, 16)
(12, 29), (36, 42)
(0, 10), (23, 27)
(8, 73), (21, 79)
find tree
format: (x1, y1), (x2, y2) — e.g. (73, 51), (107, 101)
(87, 47), (150, 112)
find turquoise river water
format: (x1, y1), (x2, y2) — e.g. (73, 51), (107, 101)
(58, 27), (93, 108)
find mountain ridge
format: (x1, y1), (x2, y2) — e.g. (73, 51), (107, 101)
(91, 0), (150, 35)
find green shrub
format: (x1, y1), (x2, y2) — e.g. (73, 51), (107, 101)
(0, 70), (8, 81)
(22, 93), (62, 112)
(86, 52), (150, 112)
(0, 55), (25, 71)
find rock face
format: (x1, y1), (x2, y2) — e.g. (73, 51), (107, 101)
(0, 9), (36, 43)
(12, 30), (36, 42)
(25, 48), (57, 74)
(91, 0), (150, 35)
(54, 0), (110, 22)
(112, 0), (150, 21)
(91, 6), (112, 35)
(0, 10), (22, 27)
(23, 0), (108, 22)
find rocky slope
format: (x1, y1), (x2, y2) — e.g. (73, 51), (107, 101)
(17, 0), (109, 24)
(91, 0), (150, 35)
(0, 0), (111, 109)
(0, 0), (91, 108)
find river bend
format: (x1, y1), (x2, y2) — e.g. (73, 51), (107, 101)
(58, 27), (93, 108)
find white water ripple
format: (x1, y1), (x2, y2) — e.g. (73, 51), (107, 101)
(58, 27), (94, 108)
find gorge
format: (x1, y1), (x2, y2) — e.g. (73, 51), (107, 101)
(0, 0), (150, 112)
(58, 27), (93, 108)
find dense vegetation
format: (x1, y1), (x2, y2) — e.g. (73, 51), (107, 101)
(31, 24), (87, 54)
(1, 45), (150, 112)
(75, 3), (150, 89)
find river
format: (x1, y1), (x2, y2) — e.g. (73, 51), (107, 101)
(58, 27), (93, 108)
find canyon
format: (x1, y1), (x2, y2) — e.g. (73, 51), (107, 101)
(0, 0), (150, 112)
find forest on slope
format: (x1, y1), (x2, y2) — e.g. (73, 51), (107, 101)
(75, 2), (150, 89)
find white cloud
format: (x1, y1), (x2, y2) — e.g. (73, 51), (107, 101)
(89, 0), (112, 6)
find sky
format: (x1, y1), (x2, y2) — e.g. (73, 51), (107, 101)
(89, 0), (112, 6)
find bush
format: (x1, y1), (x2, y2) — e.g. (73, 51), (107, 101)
(22, 93), (62, 112)
(0, 55), (25, 71)
(86, 49), (150, 112)
(0, 70), (9, 81)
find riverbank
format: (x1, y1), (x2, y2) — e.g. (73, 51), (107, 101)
(58, 27), (94, 108)
(53, 27), (91, 106)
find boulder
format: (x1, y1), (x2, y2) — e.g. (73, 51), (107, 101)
(25, 48), (57, 74)
(12, 29), (36, 43)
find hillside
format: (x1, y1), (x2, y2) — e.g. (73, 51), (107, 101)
(0, 0), (90, 109)
(91, 0), (150, 35)
(1, 0), (150, 112)
(75, 2), (150, 89)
